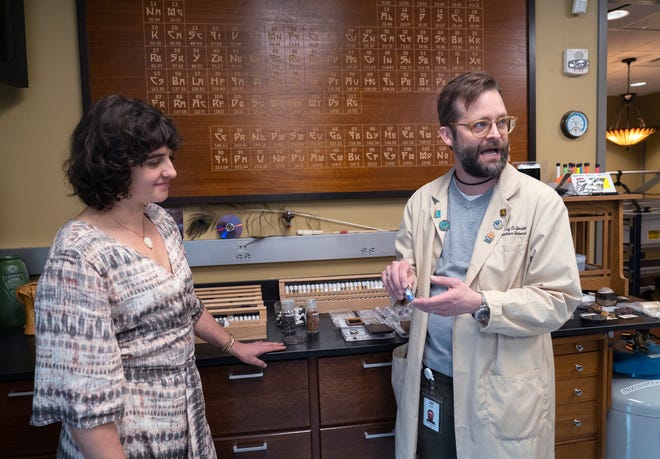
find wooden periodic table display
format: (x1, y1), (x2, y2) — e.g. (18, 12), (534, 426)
(77, 0), (529, 203)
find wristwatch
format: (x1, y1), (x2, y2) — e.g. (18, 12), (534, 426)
(472, 292), (490, 326)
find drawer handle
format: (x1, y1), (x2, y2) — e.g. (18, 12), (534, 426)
(574, 388), (583, 397)
(573, 419), (583, 428)
(364, 430), (395, 440)
(575, 344), (584, 352)
(362, 360), (393, 369)
(228, 371), (264, 380)
(575, 364), (583, 372)
(8, 390), (34, 398)
(233, 442), (267, 453)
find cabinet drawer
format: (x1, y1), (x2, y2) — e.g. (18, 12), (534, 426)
(200, 360), (310, 436)
(0, 380), (60, 458)
(555, 439), (597, 459)
(555, 401), (598, 441)
(320, 421), (395, 459)
(555, 377), (599, 405)
(318, 353), (396, 426)
(554, 352), (600, 380)
(214, 430), (312, 459)
(553, 338), (602, 356)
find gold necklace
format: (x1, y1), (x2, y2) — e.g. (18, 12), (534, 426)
(109, 213), (154, 249)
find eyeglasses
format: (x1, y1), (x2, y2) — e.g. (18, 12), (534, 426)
(448, 115), (518, 137)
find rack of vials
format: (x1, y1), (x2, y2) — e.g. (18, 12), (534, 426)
(278, 274), (390, 313)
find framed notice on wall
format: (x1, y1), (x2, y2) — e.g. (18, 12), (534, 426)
(77, 0), (531, 203)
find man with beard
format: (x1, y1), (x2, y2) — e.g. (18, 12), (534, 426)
(381, 72), (582, 459)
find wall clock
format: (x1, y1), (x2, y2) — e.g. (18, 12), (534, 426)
(560, 110), (588, 139)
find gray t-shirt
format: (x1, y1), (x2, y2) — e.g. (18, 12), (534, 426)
(422, 178), (492, 376)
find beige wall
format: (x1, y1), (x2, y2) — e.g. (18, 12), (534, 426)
(0, 0), (83, 247)
(535, 0), (599, 182)
(1, 0), (603, 283)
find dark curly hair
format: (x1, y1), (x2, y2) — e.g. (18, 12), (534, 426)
(64, 94), (182, 210)
(437, 72), (502, 133)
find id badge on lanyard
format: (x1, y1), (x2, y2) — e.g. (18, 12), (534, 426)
(421, 369), (443, 433)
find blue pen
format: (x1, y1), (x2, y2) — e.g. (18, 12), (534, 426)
(404, 287), (415, 303)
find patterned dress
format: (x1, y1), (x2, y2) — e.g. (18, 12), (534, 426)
(30, 204), (217, 458)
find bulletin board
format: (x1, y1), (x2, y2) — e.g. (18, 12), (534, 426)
(77, 0), (531, 203)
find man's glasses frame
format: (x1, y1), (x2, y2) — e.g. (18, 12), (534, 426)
(448, 115), (518, 138)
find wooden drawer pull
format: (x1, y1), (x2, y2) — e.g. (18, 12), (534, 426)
(228, 371), (264, 380)
(362, 360), (393, 369)
(575, 344), (584, 352)
(574, 388), (583, 396)
(8, 390), (34, 398)
(232, 442), (267, 453)
(363, 430), (395, 440)
(573, 419), (583, 427)
(575, 364), (583, 372)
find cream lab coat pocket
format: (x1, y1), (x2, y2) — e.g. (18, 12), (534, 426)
(484, 366), (548, 440)
(391, 342), (409, 406)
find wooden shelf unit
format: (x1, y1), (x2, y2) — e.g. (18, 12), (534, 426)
(563, 195), (641, 295)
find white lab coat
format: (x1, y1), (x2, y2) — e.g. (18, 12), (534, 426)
(392, 164), (582, 458)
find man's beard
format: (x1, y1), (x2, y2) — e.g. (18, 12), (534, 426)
(453, 138), (509, 179)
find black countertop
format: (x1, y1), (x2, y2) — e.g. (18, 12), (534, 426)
(551, 310), (660, 337)
(3, 309), (660, 382)
(0, 311), (407, 382)
(195, 312), (407, 368)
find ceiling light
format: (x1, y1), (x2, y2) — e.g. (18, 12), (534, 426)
(630, 81), (646, 88)
(607, 9), (630, 20)
(606, 58), (656, 149)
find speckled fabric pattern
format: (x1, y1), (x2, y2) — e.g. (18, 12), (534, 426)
(30, 204), (216, 458)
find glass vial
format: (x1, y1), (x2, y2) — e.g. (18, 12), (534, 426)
(305, 298), (319, 333)
(280, 299), (296, 337)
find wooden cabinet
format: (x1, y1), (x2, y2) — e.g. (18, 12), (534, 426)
(200, 340), (612, 459)
(0, 379), (59, 458)
(318, 353), (396, 458)
(199, 352), (397, 459)
(553, 334), (609, 459)
(0, 334), (618, 459)
(199, 359), (313, 457)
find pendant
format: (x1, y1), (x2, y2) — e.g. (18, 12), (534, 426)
(143, 237), (154, 249)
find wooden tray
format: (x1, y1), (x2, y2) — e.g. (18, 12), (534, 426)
(196, 285), (267, 342)
(279, 274), (390, 313)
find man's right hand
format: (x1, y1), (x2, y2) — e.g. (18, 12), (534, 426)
(381, 260), (415, 302)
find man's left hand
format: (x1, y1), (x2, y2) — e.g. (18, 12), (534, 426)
(412, 275), (482, 317)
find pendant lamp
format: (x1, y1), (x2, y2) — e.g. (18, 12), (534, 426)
(605, 57), (656, 149)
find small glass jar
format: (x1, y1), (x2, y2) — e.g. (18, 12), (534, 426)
(280, 299), (296, 337)
(305, 298), (319, 334)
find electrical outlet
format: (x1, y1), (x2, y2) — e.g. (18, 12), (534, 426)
(236, 240), (251, 262)
(360, 247), (376, 256)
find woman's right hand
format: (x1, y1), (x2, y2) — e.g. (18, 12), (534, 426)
(230, 340), (286, 368)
